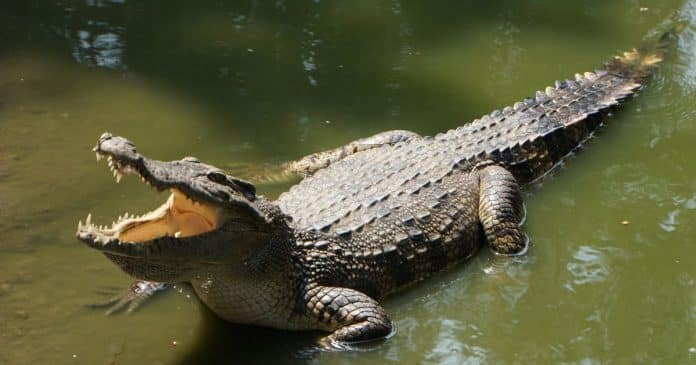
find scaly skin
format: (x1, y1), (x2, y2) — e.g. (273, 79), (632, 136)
(77, 34), (669, 347)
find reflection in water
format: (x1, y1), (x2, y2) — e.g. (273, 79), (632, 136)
(486, 16), (524, 98)
(601, 163), (675, 207)
(300, 1), (322, 87)
(685, 195), (696, 210)
(425, 319), (488, 365)
(73, 29), (124, 69)
(658, 194), (696, 232)
(301, 28), (320, 86)
(385, 0), (415, 119)
(62, 0), (128, 70)
(602, 162), (696, 235)
(659, 209), (680, 232)
(678, 0), (696, 93)
(565, 246), (609, 291)
(644, 2), (696, 152)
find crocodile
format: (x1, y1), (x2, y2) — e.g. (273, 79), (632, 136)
(76, 34), (669, 348)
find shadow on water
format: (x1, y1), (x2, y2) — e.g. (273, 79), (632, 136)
(179, 303), (321, 365)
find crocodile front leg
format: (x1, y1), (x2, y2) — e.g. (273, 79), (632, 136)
(477, 164), (529, 255)
(303, 284), (393, 348)
(89, 280), (167, 315)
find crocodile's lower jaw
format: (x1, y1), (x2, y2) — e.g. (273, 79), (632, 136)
(118, 188), (222, 242)
(78, 188), (223, 245)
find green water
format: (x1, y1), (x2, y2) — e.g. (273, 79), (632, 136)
(1, 0), (695, 363)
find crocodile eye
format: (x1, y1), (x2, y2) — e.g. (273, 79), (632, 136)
(207, 171), (227, 183)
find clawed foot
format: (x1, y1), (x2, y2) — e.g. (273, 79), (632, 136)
(303, 285), (394, 351)
(89, 280), (166, 315)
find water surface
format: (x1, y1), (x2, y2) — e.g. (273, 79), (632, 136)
(1, 0), (695, 364)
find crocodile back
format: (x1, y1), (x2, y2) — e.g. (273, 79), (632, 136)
(278, 137), (462, 233)
(277, 35), (669, 233)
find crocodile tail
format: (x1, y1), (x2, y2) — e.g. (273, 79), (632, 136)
(604, 31), (672, 84)
(469, 31), (674, 185)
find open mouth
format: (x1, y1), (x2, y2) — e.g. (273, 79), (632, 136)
(77, 150), (223, 247)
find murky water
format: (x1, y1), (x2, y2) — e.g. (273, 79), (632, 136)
(1, 1), (695, 364)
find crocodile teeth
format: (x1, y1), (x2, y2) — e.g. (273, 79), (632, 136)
(115, 171), (123, 183)
(96, 153), (103, 161)
(86, 213), (92, 226)
(78, 220), (83, 230)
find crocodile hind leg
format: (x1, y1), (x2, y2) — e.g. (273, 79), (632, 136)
(89, 280), (167, 315)
(225, 130), (420, 183)
(304, 285), (393, 348)
(478, 164), (529, 255)
(286, 130), (420, 177)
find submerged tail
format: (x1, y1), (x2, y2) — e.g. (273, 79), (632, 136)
(604, 31), (671, 83)
(512, 32), (673, 183)
(450, 31), (674, 185)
